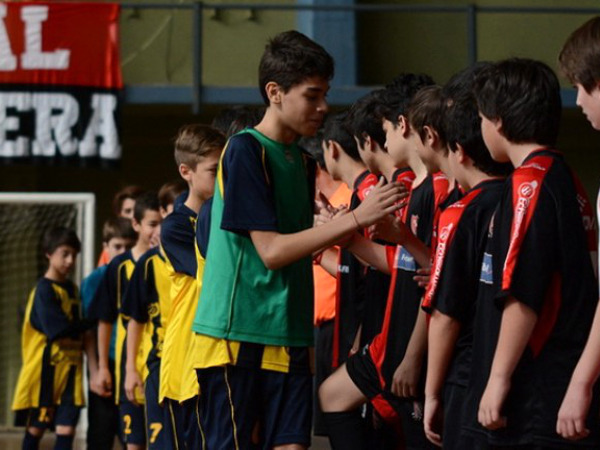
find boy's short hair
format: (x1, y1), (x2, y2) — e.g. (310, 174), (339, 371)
(133, 191), (160, 223)
(473, 58), (562, 147)
(258, 30), (334, 105)
(377, 73), (435, 126)
(323, 111), (361, 162)
(112, 185), (143, 217)
(407, 85), (447, 151)
(158, 180), (187, 210)
(174, 124), (226, 170)
(42, 226), (81, 255)
(444, 93), (513, 177)
(559, 16), (600, 92)
(102, 217), (137, 243)
(211, 106), (266, 138)
(299, 133), (325, 169)
(347, 89), (387, 149)
(442, 61), (492, 101)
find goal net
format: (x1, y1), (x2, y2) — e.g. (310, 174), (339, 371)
(0, 193), (95, 428)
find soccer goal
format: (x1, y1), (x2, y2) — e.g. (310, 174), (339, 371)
(0, 192), (95, 428)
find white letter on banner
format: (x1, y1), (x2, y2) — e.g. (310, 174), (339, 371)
(21, 6), (70, 70)
(0, 4), (17, 71)
(32, 93), (79, 157)
(0, 92), (31, 157)
(80, 94), (120, 159)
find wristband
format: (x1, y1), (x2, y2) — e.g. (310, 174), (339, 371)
(351, 210), (362, 230)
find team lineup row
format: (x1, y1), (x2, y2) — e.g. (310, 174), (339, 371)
(10, 16), (600, 450)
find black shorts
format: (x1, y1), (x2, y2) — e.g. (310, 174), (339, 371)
(18, 405), (81, 430)
(144, 365), (164, 449)
(119, 399), (146, 445)
(443, 383), (468, 450)
(197, 365), (312, 449)
(346, 346), (435, 449)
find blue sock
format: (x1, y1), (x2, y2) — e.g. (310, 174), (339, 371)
(54, 434), (74, 450)
(22, 431), (41, 450)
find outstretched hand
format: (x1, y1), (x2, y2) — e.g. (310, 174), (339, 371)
(354, 179), (408, 228)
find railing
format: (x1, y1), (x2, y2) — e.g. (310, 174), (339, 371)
(119, 2), (600, 112)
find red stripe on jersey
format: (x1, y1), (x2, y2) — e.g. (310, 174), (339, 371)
(570, 171), (597, 253)
(371, 394), (406, 447)
(422, 188), (482, 310)
(429, 172), (452, 259)
(394, 168), (416, 220)
(529, 273), (562, 357)
(386, 245), (397, 274)
(502, 156), (553, 291)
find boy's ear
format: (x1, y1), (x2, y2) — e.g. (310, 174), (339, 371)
(330, 140), (342, 160)
(455, 143), (467, 164)
(131, 218), (142, 233)
(398, 115), (410, 137)
(265, 81), (282, 104)
(362, 134), (374, 152)
(423, 125), (439, 147)
(102, 242), (108, 250)
(178, 163), (192, 181)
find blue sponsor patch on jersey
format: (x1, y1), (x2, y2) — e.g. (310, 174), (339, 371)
(479, 252), (493, 284)
(395, 246), (417, 272)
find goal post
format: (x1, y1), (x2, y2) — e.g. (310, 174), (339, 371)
(0, 192), (95, 428)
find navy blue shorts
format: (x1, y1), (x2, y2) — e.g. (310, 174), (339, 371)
(19, 405), (81, 430)
(161, 397), (202, 450)
(197, 365), (312, 449)
(119, 399), (146, 445)
(144, 366), (165, 449)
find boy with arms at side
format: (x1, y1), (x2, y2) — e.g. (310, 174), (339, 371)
(463, 58), (600, 448)
(83, 217), (136, 450)
(13, 227), (92, 450)
(90, 192), (162, 450)
(421, 69), (512, 449)
(159, 124), (225, 449)
(319, 74), (448, 450)
(556, 16), (600, 441)
(190, 30), (403, 450)
(122, 181), (186, 449)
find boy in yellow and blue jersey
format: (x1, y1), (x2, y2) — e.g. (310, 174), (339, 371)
(122, 181), (185, 449)
(13, 227), (92, 450)
(159, 124), (225, 449)
(90, 192), (161, 450)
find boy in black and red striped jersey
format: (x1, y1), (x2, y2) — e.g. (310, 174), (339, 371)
(421, 65), (512, 450)
(317, 111), (378, 370)
(463, 59), (600, 448)
(557, 16), (600, 442)
(319, 74), (448, 450)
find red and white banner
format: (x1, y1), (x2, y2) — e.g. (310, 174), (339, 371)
(0, 2), (122, 162)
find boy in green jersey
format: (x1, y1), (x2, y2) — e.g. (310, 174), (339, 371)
(190, 30), (405, 449)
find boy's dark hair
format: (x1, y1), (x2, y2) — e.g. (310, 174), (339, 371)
(323, 111), (361, 162)
(258, 30), (334, 105)
(158, 180), (187, 210)
(559, 16), (600, 92)
(473, 58), (562, 147)
(42, 226), (81, 255)
(442, 62), (492, 101)
(211, 106), (266, 137)
(299, 133), (325, 169)
(377, 73), (436, 125)
(445, 93), (513, 177)
(174, 124), (226, 170)
(112, 185), (143, 217)
(347, 89), (387, 149)
(133, 191), (160, 223)
(407, 85), (447, 151)
(102, 217), (137, 243)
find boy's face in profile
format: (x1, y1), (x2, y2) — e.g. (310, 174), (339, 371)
(354, 136), (379, 175)
(575, 83), (600, 130)
(480, 113), (510, 163)
(382, 118), (409, 167)
(276, 76), (329, 137)
(187, 150), (221, 202)
(321, 140), (339, 180)
(133, 210), (161, 248)
(104, 237), (128, 262)
(47, 245), (78, 279)
(119, 197), (135, 219)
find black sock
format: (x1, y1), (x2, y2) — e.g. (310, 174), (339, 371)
(22, 431), (41, 450)
(324, 410), (367, 450)
(54, 434), (74, 450)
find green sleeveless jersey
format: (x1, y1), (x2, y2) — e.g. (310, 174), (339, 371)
(192, 128), (314, 346)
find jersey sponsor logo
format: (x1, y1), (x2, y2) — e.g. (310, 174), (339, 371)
(337, 264), (349, 274)
(362, 184), (374, 198)
(480, 252), (493, 284)
(504, 181), (538, 273)
(395, 246), (416, 272)
(427, 223), (454, 300)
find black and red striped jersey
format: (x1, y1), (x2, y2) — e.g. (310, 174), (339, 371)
(332, 170), (378, 368)
(463, 149), (600, 447)
(361, 167), (416, 347)
(422, 178), (504, 388)
(368, 173), (450, 388)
